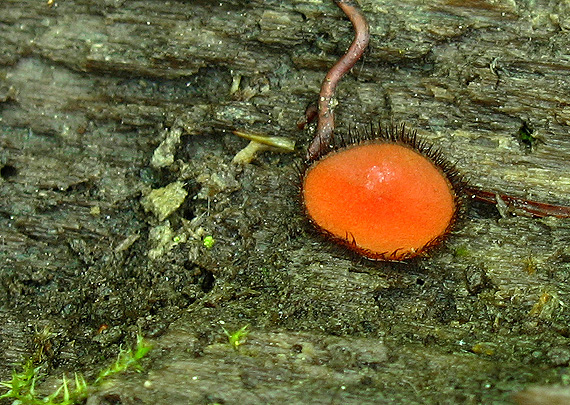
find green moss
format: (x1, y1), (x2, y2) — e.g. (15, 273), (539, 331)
(222, 324), (250, 351)
(203, 235), (216, 249)
(454, 244), (471, 257)
(0, 334), (151, 405)
(0, 359), (87, 405)
(95, 334), (152, 384)
(517, 121), (544, 150)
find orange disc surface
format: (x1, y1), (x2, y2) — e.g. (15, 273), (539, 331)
(302, 142), (456, 260)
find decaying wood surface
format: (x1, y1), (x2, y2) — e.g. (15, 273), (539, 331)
(1, 0), (570, 403)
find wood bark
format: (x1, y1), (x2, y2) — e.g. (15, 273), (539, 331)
(1, 0), (570, 403)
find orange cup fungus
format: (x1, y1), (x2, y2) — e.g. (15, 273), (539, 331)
(302, 126), (462, 261)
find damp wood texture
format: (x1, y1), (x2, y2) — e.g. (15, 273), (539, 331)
(1, 1), (570, 404)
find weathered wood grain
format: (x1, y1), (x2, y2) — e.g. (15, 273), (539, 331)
(1, 0), (569, 403)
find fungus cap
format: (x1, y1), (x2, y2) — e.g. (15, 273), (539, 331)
(302, 138), (459, 261)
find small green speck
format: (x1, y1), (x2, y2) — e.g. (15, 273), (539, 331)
(517, 121), (544, 150)
(203, 235), (215, 249)
(223, 324), (250, 351)
(260, 267), (270, 277)
(454, 245), (470, 257)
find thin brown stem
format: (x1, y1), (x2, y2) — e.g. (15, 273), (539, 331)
(466, 187), (570, 218)
(306, 0), (370, 161)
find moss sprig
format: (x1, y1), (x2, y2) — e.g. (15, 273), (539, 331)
(0, 334), (151, 405)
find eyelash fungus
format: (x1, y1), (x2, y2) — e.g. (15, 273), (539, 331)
(300, 0), (570, 261)
(303, 124), (465, 261)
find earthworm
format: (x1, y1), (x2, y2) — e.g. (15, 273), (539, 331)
(466, 187), (570, 218)
(306, 0), (370, 161)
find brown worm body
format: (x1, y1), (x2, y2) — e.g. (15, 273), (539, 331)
(307, 0), (370, 161)
(466, 187), (570, 218)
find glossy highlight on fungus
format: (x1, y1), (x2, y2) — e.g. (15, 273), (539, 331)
(301, 127), (461, 261)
